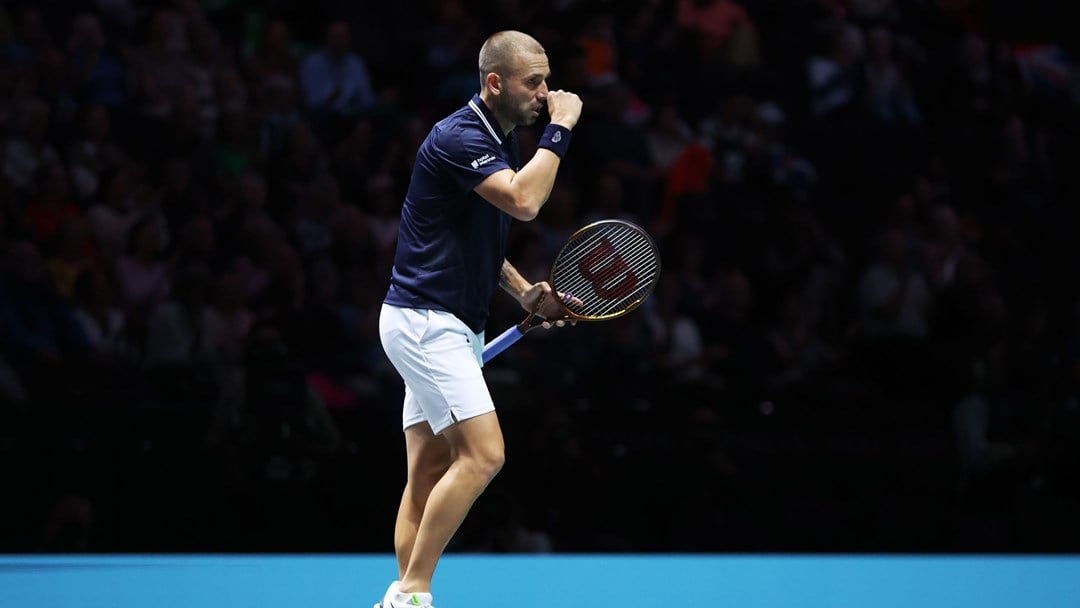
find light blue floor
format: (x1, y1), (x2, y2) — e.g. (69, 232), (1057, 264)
(2, 554), (1079, 607)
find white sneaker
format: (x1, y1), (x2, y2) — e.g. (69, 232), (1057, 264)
(378, 581), (435, 608)
(374, 580), (398, 608)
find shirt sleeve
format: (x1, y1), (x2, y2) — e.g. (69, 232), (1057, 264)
(430, 124), (511, 193)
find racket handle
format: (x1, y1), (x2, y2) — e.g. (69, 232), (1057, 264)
(482, 325), (524, 364)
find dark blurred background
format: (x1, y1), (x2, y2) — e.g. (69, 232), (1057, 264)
(1, 0), (1079, 554)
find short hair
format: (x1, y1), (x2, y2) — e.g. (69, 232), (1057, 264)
(478, 30), (545, 85)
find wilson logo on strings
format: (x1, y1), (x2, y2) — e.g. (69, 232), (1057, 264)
(577, 237), (638, 300)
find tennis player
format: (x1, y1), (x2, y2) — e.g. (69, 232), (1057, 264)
(376, 30), (582, 608)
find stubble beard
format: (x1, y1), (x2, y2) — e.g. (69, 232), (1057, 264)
(497, 94), (538, 129)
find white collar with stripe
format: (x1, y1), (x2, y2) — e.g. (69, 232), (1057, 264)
(468, 98), (503, 145)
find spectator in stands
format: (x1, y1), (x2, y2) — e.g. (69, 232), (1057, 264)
(765, 288), (837, 395)
(66, 103), (127, 202)
(114, 214), (172, 319)
(129, 8), (197, 121)
(0, 239), (90, 367)
(253, 75), (303, 165)
(363, 173), (399, 260)
(863, 26), (920, 124)
(676, 0), (758, 71)
(808, 22), (864, 118)
(1, 7), (51, 68)
(66, 13), (127, 108)
(143, 264), (221, 366)
(70, 265), (128, 360)
(211, 269), (254, 362)
(292, 172), (341, 258)
(85, 164), (140, 263)
(44, 216), (95, 300)
(645, 273), (709, 384)
(3, 99), (61, 195)
(575, 13), (619, 87)
(298, 20), (375, 134)
(646, 101), (696, 173)
(581, 169), (641, 226)
(23, 164), (82, 246)
(856, 225), (932, 341)
(421, 0), (484, 116)
(244, 19), (300, 91)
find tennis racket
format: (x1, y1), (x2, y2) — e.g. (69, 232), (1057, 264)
(482, 219), (661, 364)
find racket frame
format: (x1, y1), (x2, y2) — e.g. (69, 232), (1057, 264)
(482, 219), (661, 364)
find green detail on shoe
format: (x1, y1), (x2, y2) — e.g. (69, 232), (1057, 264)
(409, 595), (421, 606)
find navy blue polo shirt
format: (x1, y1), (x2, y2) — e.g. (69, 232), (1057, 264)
(384, 94), (521, 333)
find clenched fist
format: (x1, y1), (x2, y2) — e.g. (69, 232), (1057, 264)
(546, 90), (583, 130)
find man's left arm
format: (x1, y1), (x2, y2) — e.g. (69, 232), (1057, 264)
(499, 259), (566, 322)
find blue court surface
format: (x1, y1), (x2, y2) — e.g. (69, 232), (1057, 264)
(2, 554), (1079, 607)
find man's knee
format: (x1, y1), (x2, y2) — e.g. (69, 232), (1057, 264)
(465, 445), (504, 482)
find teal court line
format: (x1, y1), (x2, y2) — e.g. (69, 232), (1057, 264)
(2, 554), (1079, 607)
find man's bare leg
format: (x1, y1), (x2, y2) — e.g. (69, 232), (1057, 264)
(397, 411), (505, 594)
(394, 423), (451, 577)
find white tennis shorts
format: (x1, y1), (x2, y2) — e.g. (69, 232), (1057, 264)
(379, 304), (494, 434)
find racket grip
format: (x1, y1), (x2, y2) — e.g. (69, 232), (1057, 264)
(482, 325), (525, 364)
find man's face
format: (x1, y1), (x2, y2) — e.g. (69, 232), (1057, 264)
(495, 52), (550, 128)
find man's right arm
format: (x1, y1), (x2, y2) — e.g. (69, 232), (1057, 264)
(473, 151), (562, 222)
(474, 90), (582, 222)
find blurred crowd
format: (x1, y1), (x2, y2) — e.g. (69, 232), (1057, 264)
(1, 0), (1079, 553)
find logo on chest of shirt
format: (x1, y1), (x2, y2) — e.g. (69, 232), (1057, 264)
(471, 154), (497, 169)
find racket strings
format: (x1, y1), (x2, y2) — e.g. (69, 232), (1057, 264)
(556, 228), (658, 285)
(557, 240), (654, 308)
(552, 225), (660, 318)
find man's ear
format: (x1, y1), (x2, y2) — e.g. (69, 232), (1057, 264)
(484, 72), (502, 96)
